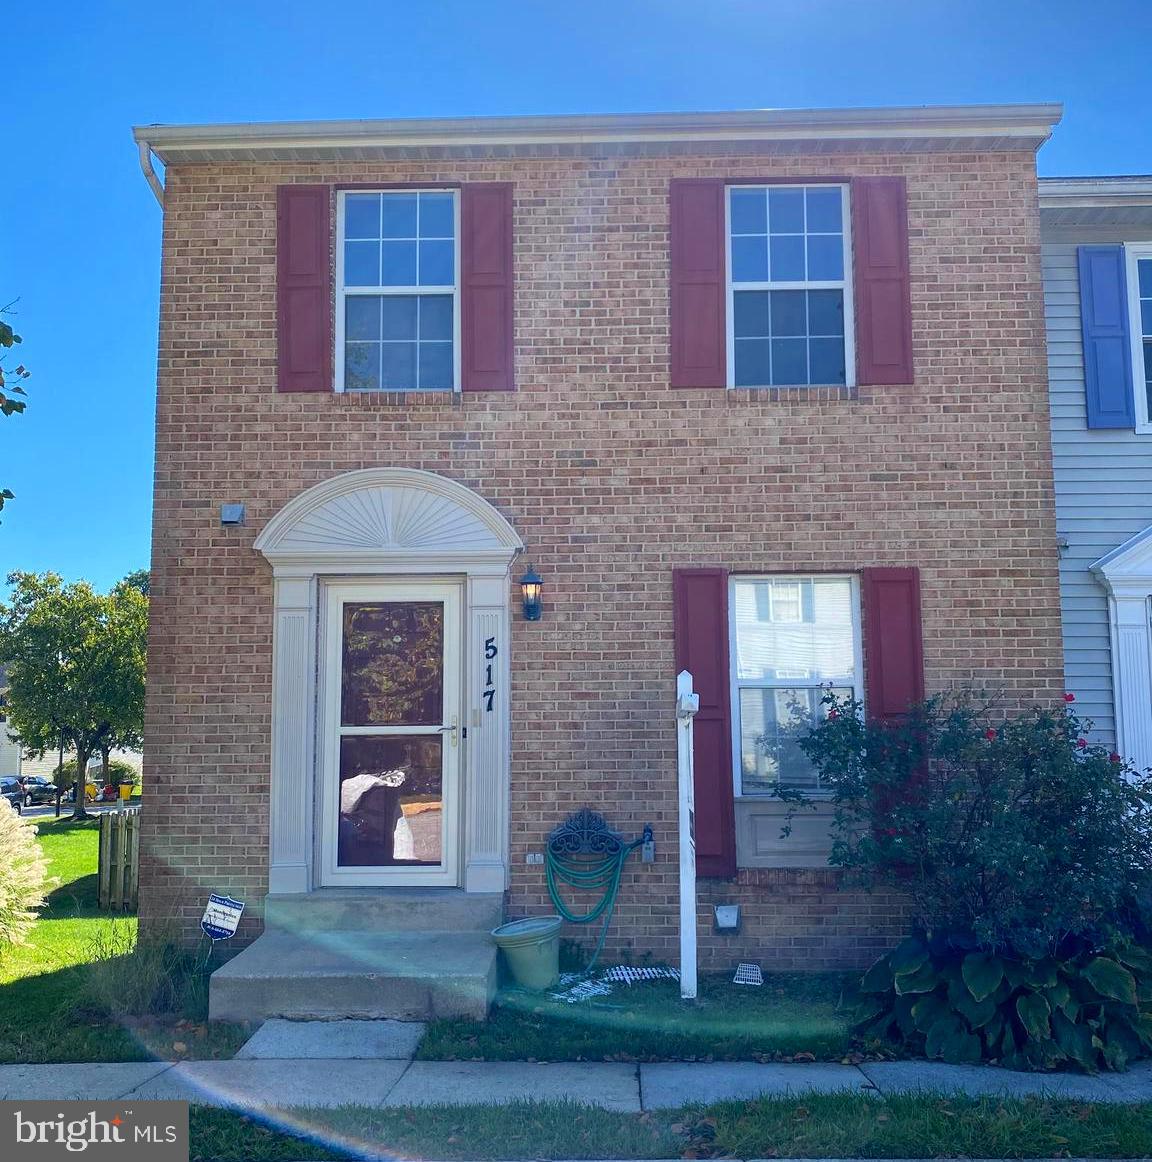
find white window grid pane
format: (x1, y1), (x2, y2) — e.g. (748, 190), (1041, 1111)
(337, 190), (460, 392)
(726, 185), (854, 389)
(728, 186), (846, 287)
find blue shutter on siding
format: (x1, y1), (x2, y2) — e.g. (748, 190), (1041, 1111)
(1078, 245), (1136, 429)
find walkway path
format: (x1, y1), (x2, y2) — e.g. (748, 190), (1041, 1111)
(0, 1057), (1149, 1111)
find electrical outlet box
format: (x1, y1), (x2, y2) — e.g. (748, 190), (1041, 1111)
(525, 852), (544, 865)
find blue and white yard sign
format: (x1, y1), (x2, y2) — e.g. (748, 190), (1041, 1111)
(201, 894), (245, 941)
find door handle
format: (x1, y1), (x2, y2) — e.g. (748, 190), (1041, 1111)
(438, 717), (459, 747)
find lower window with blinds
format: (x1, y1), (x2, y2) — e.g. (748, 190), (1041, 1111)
(729, 573), (862, 867)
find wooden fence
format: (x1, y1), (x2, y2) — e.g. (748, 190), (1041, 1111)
(97, 809), (140, 911)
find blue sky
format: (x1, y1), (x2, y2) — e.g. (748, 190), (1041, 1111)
(4, 0), (1151, 592)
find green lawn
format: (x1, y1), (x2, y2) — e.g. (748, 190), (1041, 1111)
(0, 817), (249, 1064)
(419, 971), (859, 1062)
(188, 1095), (1152, 1160)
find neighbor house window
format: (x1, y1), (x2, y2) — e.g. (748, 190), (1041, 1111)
(337, 189), (459, 392)
(730, 575), (860, 793)
(1127, 245), (1152, 430)
(727, 185), (854, 388)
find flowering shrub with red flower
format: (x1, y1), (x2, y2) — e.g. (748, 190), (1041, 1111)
(784, 691), (1152, 1070)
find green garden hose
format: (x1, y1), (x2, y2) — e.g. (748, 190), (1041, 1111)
(545, 832), (646, 973)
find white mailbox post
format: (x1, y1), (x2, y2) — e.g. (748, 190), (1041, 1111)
(676, 669), (700, 1000)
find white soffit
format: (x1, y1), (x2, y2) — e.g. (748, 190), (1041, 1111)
(133, 104), (1063, 165)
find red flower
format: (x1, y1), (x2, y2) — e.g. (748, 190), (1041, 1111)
(827, 710), (839, 721)
(1064, 693), (1076, 703)
(1077, 738), (1088, 749)
(1110, 753), (1122, 763)
(984, 729), (997, 741)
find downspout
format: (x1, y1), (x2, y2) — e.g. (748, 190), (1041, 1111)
(137, 141), (165, 208)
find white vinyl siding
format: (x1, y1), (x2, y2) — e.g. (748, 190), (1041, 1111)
(1043, 225), (1152, 746)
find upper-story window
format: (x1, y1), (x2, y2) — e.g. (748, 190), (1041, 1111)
(727, 184), (854, 389)
(1127, 246), (1152, 430)
(730, 574), (860, 794)
(337, 190), (459, 392)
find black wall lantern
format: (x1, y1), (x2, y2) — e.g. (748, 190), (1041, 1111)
(519, 566), (543, 621)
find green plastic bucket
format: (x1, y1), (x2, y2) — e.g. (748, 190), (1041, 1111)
(491, 915), (563, 990)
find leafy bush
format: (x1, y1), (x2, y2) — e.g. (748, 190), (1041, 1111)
(858, 935), (1152, 1072)
(54, 758), (139, 787)
(0, 806), (49, 950)
(780, 691), (1152, 1070)
(787, 692), (1152, 958)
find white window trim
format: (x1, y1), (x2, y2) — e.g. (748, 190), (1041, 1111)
(1124, 242), (1152, 434)
(728, 573), (863, 799)
(724, 184), (856, 391)
(334, 188), (462, 394)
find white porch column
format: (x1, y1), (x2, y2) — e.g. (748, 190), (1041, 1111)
(463, 572), (512, 893)
(1111, 589), (1152, 776)
(268, 574), (317, 894)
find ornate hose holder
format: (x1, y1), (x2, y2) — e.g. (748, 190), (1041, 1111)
(545, 808), (651, 972)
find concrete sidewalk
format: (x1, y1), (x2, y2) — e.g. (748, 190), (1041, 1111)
(0, 1058), (1149, 1110)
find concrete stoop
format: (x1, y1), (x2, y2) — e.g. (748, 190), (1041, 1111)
(208, 890), (502, 1023)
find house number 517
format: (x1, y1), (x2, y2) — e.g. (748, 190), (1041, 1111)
(483, 637), (497, 712)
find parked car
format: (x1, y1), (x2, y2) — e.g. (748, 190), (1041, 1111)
(20, 776), (58, 806)
(0, 777), (23, 814)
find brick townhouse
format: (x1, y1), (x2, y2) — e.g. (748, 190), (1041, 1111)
(133, 104), (1066, 1020)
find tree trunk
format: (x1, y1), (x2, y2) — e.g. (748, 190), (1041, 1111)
(101, 745), (110, 786)
(70, 747), (90, 821)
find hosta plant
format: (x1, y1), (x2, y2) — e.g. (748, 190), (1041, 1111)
(857, 934), (1152, 1072)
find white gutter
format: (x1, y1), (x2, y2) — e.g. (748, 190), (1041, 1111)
(132, 103), (1063, 164)
(1040, 176), (1152, 208)
(137, 141), (165, 208)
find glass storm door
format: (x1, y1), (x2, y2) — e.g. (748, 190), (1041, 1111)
(319, 581), (462, 886)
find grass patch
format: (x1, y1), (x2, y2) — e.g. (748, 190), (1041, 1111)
(0, 817), (249, 1064)
(419, 971), (858, 1062)
(188, 1095), (1152, 1160)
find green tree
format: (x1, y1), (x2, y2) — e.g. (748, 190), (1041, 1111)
(0, 572), (147, 820)
(0, 303), (32, 517)
(119, 570), (149, 597)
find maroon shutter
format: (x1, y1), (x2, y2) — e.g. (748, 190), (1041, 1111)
(862, 567), (925, 722)
(673, 568), (736, 877)
(461, 183), (515, 392)
(276, 185), (332, 393)
(670, 179), (726, 388)
(852, 177), (913, 387)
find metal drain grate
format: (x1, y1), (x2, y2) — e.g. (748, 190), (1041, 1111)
(732, 962), (764, 986)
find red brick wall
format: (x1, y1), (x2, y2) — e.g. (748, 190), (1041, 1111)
(142, 144), (1061, 969)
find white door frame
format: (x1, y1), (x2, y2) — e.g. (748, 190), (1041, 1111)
(318, 579), (463, 887)
(254, 468), (523, 896)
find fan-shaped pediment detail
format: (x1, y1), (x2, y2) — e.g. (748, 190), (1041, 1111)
(255, 469), (522, 560)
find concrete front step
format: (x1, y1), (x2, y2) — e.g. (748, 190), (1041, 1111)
(264, 888), (504, 934)
(208, 929), (497, 1023)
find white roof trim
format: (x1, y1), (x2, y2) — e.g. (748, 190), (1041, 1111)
(1040, 176), (1152, 208)
(1091, 524), (1152, 590)
(133, 104), (1062, 164)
